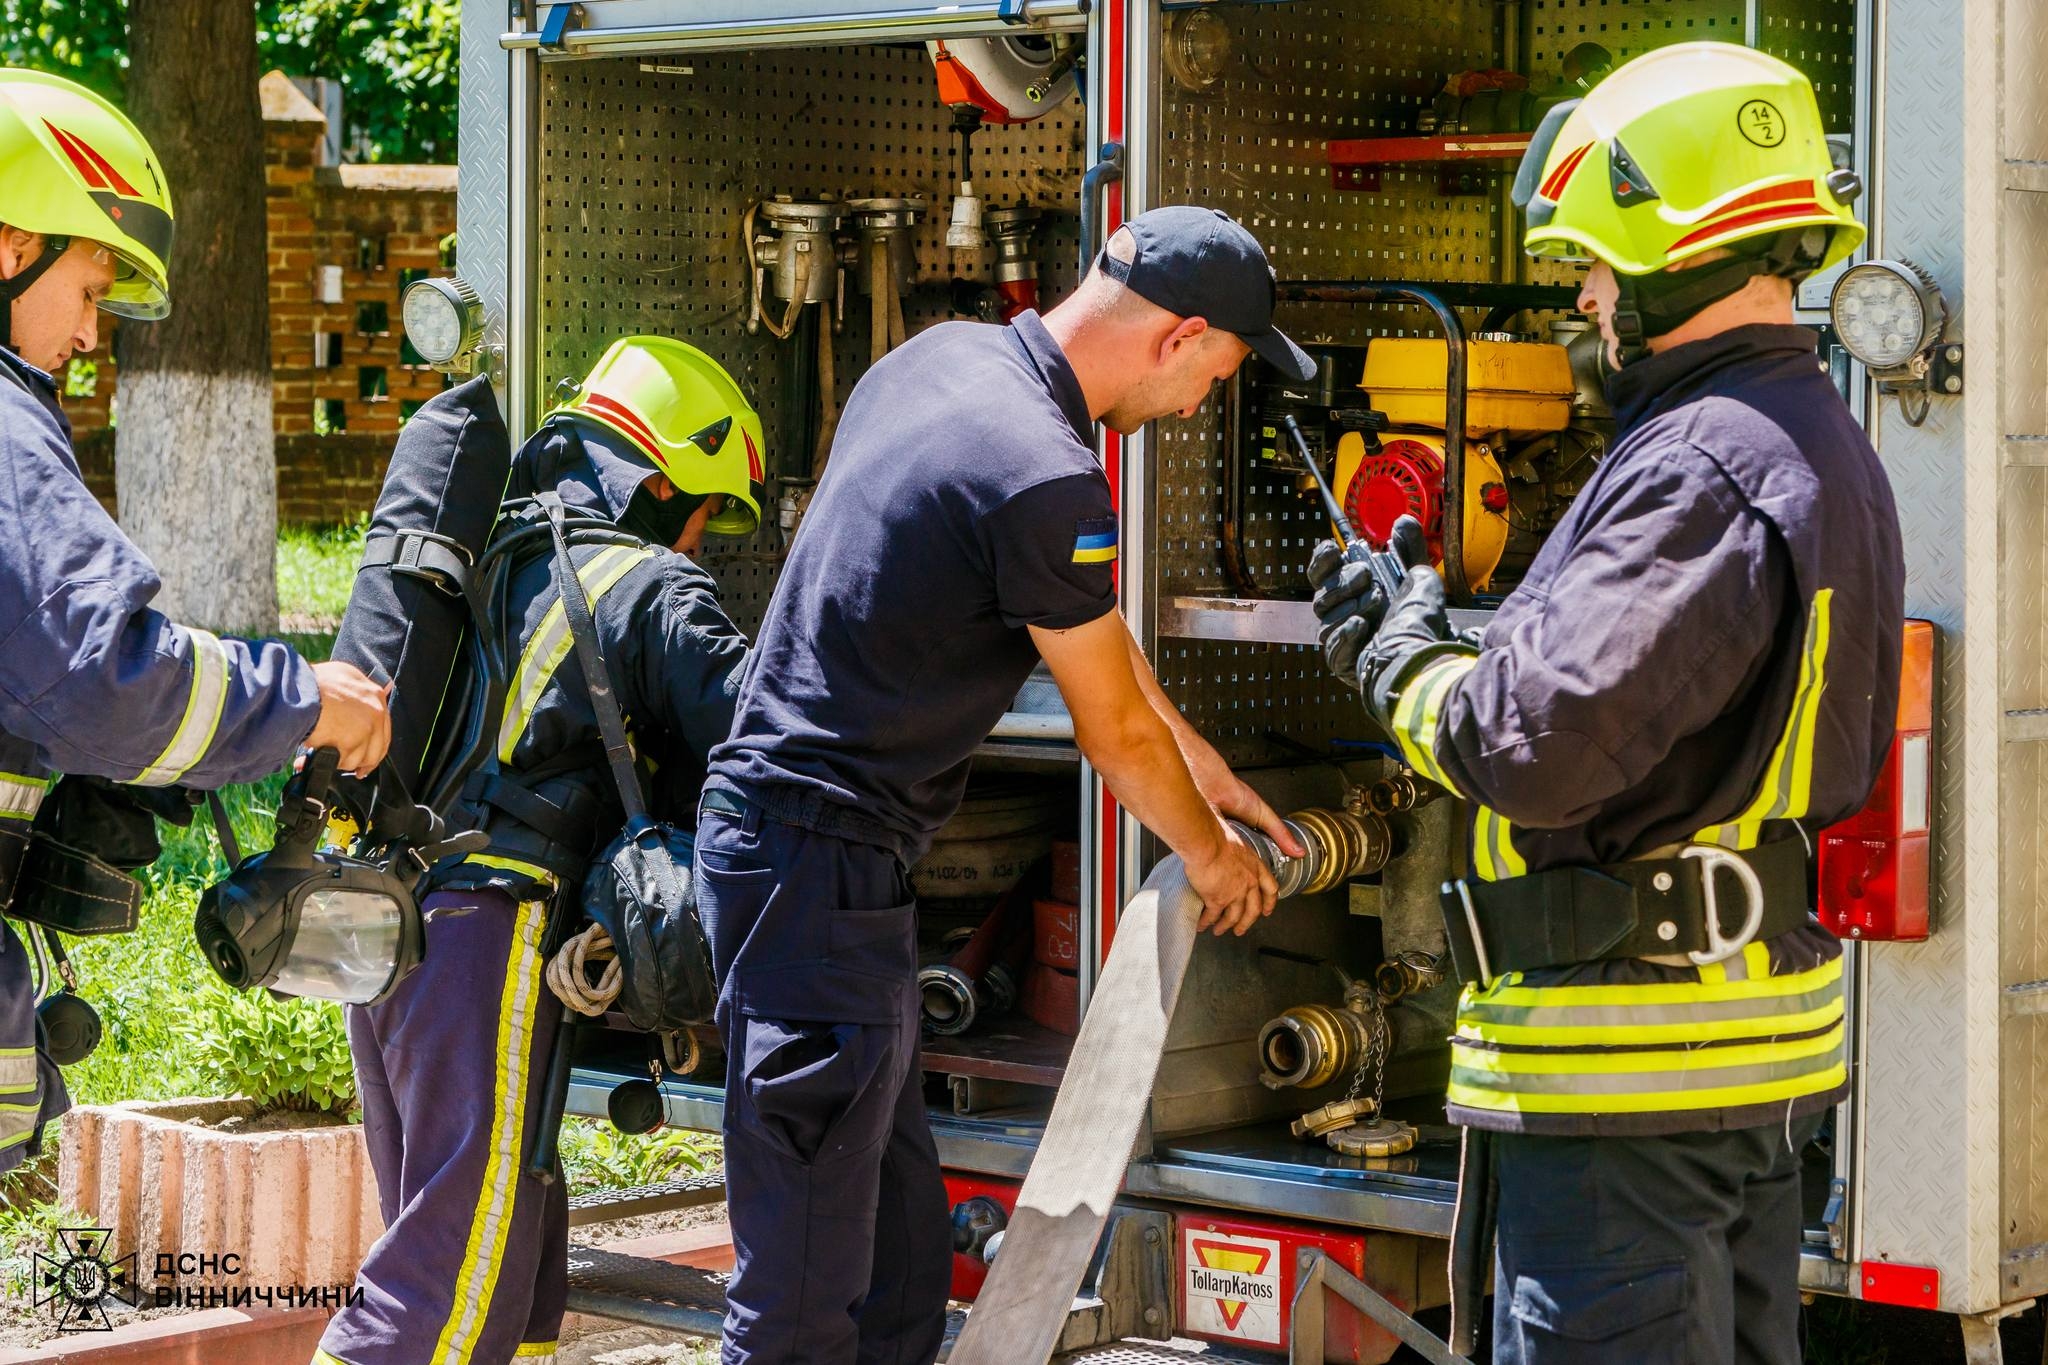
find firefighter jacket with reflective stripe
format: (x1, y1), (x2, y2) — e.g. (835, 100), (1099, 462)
(0, 347), (322, 1175)
(0, 349), (319, 793)
(1387, 325), (1905, 1136)
(434, 478), (748, 901)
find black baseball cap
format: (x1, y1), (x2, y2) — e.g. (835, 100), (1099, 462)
(1096, 206), (1314, 382)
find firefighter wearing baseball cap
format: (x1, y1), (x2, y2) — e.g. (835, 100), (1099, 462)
(1313, 44), (1903, 1363)
(316, 337), (757, 1365)
(0, 68), (390, 1173)
(697, 205), (1309, 1362)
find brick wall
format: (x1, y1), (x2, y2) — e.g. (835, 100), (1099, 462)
(61, 72), (455, 523)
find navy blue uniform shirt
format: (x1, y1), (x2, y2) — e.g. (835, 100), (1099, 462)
(708, 311), (1116, 860)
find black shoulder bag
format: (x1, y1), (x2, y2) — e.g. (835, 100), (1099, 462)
(540, 494), (719, 1029)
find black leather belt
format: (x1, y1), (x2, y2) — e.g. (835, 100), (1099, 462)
(1438, 837), (1812, 983)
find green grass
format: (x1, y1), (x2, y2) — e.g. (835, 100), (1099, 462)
(276, 518), (367, 631)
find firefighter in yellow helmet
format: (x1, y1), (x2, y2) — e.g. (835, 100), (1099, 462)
(0, 69), (390, 1175)
(1312, 44), (1904, 1362)
(318, 337), (758, 1365)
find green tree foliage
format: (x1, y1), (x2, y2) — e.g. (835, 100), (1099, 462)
(0, 0), (459, 163)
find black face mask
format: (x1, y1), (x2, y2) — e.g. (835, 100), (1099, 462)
(619, 484), (708, 548)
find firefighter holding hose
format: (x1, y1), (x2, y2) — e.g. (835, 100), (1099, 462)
(1312, 45), (1904, 1363)
(0, 70), (389, 1171)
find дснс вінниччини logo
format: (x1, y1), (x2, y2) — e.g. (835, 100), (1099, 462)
(33, 1226), (142, 1331)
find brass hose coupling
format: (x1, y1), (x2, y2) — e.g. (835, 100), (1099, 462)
(1257, 995), (1375, 1091)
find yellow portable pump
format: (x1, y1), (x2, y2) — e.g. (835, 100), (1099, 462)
(1333, 336), (1577, 592)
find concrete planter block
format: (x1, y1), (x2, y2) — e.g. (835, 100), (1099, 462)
(58, 1099), (383, 1291)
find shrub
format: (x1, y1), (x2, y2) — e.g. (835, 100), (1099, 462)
(557, 1116), (718, 1195)
(177, 985), (356, 1116)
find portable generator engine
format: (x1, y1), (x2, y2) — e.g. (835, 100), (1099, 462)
(1333, 334), (1584, 594)
(1243, 345), (1369, 476)
(1334, 431), (1511, 592)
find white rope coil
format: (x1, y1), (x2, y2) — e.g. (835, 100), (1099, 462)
(547, 921), (623, 1017)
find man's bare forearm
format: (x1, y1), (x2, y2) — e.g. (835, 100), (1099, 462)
(1071, 699), (1226, 869)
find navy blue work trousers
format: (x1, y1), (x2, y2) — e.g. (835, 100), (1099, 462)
(1492, 1114), (1824, 1365)
(319, 888), (568, 1365)
(695, 801), (951, 1365)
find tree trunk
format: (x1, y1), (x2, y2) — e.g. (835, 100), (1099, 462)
(115, 0), (277, 633)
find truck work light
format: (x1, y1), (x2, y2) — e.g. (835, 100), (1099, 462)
(1829, 258), (1947, 379)
(401, 275), (486, 371)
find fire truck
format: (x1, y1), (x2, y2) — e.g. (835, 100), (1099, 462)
(412, 0), (2034, 1359)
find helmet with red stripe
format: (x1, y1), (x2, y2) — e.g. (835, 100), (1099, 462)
(550, 337), (767, 539)
(1510, 42), (1863, 361)
(0, 68), (174, 322)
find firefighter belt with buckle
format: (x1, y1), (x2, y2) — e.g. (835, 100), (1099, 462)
(1437, 836), (1809, 985)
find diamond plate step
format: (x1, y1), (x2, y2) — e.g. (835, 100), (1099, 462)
(565, 1245), (729, 1337)
(565, 1170), (727, 1227)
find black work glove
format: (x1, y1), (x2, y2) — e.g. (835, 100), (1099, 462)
(1359, 558), (1458, 728)
(1309, 516), (1432, 690)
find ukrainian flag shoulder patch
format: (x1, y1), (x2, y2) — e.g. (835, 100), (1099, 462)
(1073, 516), (1119, 565)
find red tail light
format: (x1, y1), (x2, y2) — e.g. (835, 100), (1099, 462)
(1819, 620), (1935, 942)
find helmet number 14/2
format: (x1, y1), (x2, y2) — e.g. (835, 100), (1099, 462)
(1739, 99), (1787, 147)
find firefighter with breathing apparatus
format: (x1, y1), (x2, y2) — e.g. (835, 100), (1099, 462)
(314, 336), (759, 1365)
(1311, 44), (1904, 1362)
(0, 67), (390, 1173)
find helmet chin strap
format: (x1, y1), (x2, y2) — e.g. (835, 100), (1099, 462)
(1609, 227), (1827, 368)
(0, 234), (69, 358)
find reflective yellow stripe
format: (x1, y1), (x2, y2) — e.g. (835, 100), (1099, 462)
(1448, 1050), (1845, 1114)
(0, 1048), (39, 1090)
(1450, 957), (1846, 1116)
(1388, 653), (1473, 792)
(498, 545), (654, 763)
(0, 773), (49, 821)
(514, 1345), (559, 1359)
(1697, 589), (1833, 849)
(459, 852), (559, 890)
(1458, 993), (1843, 1049)
(1454, 1022), (1844, 1079)
(1473, 804), (1527, 882)
(0, 1102), (39, 1150)
(312, 1352), (354, 1365)
(133, 628), (231, 786)
(431, 900), (548, 1364)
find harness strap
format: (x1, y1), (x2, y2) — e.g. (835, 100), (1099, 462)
(0, 237), (69, 353)
(538, 493), (647, 825)
(1439, 836), (1811, 981)
(359, 530), (475, 597)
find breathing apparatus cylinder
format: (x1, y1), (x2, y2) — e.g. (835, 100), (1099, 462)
(331, 376), (512, 828)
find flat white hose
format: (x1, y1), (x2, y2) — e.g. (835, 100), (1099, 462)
(948, 854), (1204, 1365)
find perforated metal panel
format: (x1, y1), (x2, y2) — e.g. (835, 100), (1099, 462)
(1756, 0), (1859, 131)
(1524, 0), (1747, 74)
(1145, 1), (1504, 759)
(536, 45), (1087, 632)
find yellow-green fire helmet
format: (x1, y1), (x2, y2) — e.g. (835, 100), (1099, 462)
(551, 337), (767, 538)
(0, 68), (174, 319)
(1513, 42), (1863, 278)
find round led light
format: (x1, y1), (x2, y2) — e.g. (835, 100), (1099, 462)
(401, 275), (483, 368)
(1830, 259), (1944, 375)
